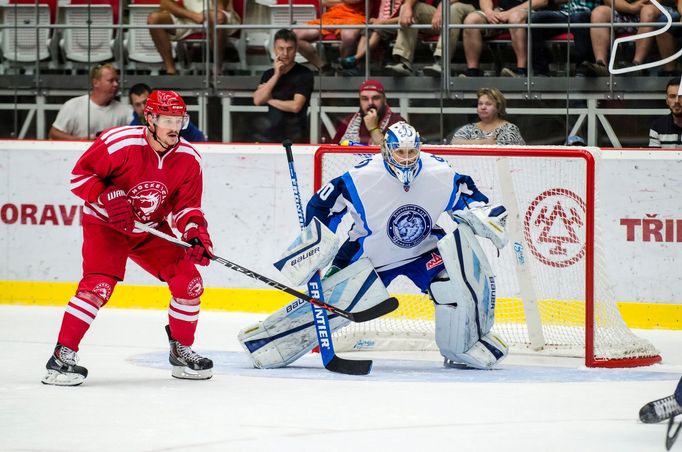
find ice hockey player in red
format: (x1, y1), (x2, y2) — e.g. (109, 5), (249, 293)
(42, 90), (215, 386)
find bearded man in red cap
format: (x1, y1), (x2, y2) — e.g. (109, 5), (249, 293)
(333, 79), (405, 146)
(42, 90), (215, 386)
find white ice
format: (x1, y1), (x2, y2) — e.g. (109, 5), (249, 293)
(1, 305), (680, 452)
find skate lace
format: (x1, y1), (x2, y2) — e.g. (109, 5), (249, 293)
(176, 343), (204, 364)
(57, 346), (78, 366)
(654, 396), (682, 419)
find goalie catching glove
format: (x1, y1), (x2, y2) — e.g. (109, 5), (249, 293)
(182, 222), (214, 266)
(452, 204), (508, 250)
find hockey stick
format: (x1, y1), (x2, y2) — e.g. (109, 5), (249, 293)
(283, 139), (374, 376)
(135, 221), (397, 323)
(667, 416), (681, 451)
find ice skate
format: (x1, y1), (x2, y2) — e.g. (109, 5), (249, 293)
(165, 325), (213, 380)
(41, 344), (88, 386)
(640, 394), (682, 423)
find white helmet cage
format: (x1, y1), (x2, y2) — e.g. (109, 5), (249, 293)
(381, 121), (422, 186)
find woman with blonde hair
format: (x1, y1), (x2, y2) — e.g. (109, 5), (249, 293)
(451, 88), (525, 145)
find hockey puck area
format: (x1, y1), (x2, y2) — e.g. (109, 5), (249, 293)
(129, 351), (681, 383)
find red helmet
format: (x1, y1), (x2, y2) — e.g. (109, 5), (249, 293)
(143, 90), (187, 116)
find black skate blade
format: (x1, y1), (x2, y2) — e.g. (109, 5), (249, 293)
(667, 416), (681, 451)
(325, 355), (373, 375)
(350, 297), (399, 323)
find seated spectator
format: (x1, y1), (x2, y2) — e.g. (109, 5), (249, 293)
(148, 0), (241, 75)
(649, 78), (682, 148)
(578, 0), (679, 76)
(529, 0), (599, 77)
(333, 79), (405, 144)
(253, 29), (314, 143)
(129, 83), (207, 141)
(385, 0), (479, 76)
(337, 0), (403, 75)
(461, 0), (548, 77)
(49, 64), (131, 140)
(653, 1), (682, 77)
(450, 87), (525, 145)
(294, 0), (367, 72)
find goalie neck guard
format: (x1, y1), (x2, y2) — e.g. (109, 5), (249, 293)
(381, 122), (422, 189)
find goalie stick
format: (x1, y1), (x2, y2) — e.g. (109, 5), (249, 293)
(135, 221), (398, 323)
(283, 139), (374, 376)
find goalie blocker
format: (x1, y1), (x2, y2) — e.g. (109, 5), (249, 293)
(238, 258), (390, 368)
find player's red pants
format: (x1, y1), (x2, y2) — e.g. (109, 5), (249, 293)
(57, 219), (204, 351)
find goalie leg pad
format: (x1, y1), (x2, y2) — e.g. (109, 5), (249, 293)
(238, 258), (389, 369)
(273, 217), (340, 286)
(432, 224), (507, 369)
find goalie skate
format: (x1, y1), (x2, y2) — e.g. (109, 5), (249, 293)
(41, 344), (88, 386)
(640, 395), (682, 423)
(165, 325), (213, 380)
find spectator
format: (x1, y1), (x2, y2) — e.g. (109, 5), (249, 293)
(577, 0), (679, 76)
(337, 0), (403, 76)
(49, 64), (131, 141)
(129, 83), (207, 141)
(461, 0), (548, 77)
(529, 0), (599, 77)
(294, 0), (367, 72)
(653, 1), (682, 77)
(333, 79), (405, 144)
(385, 0), (479, 76)
(649, 78), (682, 148)
(148, 0), (240, 75)
(450, 87), (525, 145)
(253, 29), (315, 143)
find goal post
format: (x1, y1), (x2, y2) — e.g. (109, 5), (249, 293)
(313, 144), (662, 368)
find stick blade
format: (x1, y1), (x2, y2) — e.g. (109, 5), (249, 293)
(325, 355), (373, 375)
(350, 297), (400, 323)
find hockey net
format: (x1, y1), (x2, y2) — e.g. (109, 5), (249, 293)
(314, 145), (661, 368)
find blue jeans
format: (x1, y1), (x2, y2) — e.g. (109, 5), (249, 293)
(530, 10), (593, 75)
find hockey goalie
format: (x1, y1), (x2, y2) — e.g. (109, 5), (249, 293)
(239, 121), (510, 370)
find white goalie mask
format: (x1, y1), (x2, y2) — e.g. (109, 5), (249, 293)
(381, 121), (422, 188)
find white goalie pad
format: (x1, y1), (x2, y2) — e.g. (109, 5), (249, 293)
(431, 223), (507, 369)
(238, 258), (389, 369)
(452, 204), (508, 250)
(273, 217), (340, 286)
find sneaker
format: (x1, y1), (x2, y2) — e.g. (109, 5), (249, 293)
(384, 61), (416, 76)
(423, 62), (442, 77)
(501, 67), (527, 78)
(340, 56), (357, 69)
(583, 61), (609, 77)
(42, 344), (88, 386)
(458, 68), (483, 77)
(640, 395), (682, 424)
(165, 325), (213, 380)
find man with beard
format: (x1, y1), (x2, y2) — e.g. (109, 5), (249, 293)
(42, 90), (214, 386)
(333, 79), (405, 145)
(49, 64), (131, 140)
(650, 79), (682, 148)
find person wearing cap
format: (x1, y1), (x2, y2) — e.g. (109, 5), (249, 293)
(49, 63), (131, 140)
(253, 28), (314, 143)
(41, 90), (215, 386)
(333, 79), (406, 145)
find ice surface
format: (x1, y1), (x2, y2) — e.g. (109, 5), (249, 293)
(2, 305), (680, 452)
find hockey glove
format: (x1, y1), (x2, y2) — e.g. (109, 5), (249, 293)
(182, 224), (214, 266)
(453, 204), (508, 250)
(100, 186), (135, 232)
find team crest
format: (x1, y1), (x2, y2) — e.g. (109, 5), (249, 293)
(387, 205), (432, 248)
(187, 277), (203, 298)
(92, 282), (112, 301)
(128, 181), (168, 221)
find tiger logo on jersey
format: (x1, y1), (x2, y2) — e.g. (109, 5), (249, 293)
(387, 205), (432, 248)
(129, 181), (169, 221)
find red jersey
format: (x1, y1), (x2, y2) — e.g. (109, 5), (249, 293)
(70, 125), (205, 234)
